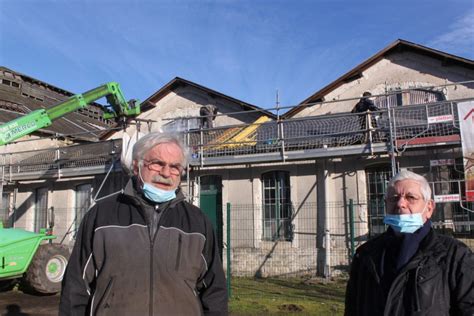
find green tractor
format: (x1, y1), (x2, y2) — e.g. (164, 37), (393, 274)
(0, 81), (141, 294)
(0, 222), (70, 294)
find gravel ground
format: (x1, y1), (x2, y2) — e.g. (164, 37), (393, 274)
(0, 290), (59, 316)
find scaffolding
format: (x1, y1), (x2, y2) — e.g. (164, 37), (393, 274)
(0, 140), (121, 181)
(0, 97), (471, 177)
(184, 99), (465, 169)
(1, 94), (473, 226)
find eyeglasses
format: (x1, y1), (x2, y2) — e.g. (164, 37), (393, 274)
(142, 159), (183, 175)
(386, 193), (423, 204)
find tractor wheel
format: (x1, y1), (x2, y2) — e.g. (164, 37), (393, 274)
(22, 244), (70, 295)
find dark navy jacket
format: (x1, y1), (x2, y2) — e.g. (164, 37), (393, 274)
(345, 228), (473, 315)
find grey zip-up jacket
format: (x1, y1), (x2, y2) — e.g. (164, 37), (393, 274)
(59, 179), (228, 316)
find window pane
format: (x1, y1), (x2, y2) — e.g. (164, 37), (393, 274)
(76, 184), (92, 230)
(34, 188), (48, 232)
(1, 193), (10, 227)
(366, 167), (392, 237)
(262, 171), (293, 241)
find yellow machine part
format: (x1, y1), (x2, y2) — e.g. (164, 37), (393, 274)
(212, 115), (271, 150)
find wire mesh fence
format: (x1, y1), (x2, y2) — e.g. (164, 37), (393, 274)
(226, 200), (474, 281)
(228, 202), (350, 279)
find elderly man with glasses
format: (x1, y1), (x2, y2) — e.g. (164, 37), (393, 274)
(345, 170), (473, 316)
(60, 132), (228, 316)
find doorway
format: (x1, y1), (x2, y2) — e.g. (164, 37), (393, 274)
(199, 175), (223, 257)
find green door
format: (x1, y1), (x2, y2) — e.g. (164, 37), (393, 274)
(199, 175), (223, 257)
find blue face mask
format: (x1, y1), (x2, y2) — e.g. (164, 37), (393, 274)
(383, 213), (424, 233)
(142, 183), (176, 203)
(138, 164), (176, 203)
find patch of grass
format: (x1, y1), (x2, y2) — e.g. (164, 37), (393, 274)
(229, 277), (346, 315)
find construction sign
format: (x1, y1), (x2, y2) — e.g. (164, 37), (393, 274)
(458, 101), (474, 201)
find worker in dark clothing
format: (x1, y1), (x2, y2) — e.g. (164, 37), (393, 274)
(200, 104), (218, 129)
(352, 92), (379, 113)
(345, 170), (473, 316)
(351, 92), (379, 132)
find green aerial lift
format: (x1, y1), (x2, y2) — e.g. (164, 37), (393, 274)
(0, 82), (140, 145)
(0, 82), (140, 294)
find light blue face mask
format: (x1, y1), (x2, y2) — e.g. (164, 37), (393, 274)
(383, 213), (424, 233)
(138, 164), (176, 203)
(142, 182), (176, 203)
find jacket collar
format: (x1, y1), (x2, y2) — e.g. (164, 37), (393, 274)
(360, 227), (447, 282)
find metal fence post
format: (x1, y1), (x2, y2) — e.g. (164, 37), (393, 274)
(349, 199), (355, 262)
(226, 202), (231, 298)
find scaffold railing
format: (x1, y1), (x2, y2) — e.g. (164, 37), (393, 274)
(0, 97), (472, 179)
(0, 140), (121, 180)
(185, 98), (466, 165)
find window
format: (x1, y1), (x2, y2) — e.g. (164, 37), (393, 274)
(262, 171), (293, 241)
(1, 79), (20, 88)
(21, 92), (44, 102)
(34, 187), (48, 232)
(375, 88), (444, 109)
(162, 118), (200, 132)
(366, 166), (392, 236)
(430, 160), (473, 235)
(75, 184), (92, 230)
(1, 192), (11, 227)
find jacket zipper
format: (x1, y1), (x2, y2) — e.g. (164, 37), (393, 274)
(149, 204), (173, 316)
(384, 259), (420, 316)
(414, 262), (424, 312)
(176, 234), (182, 270)
(149, 239), (154, 316)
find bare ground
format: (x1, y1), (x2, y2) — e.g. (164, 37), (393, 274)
(0, 290), (59, 316)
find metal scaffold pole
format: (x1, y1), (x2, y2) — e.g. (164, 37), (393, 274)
(388, 107), (398, 175)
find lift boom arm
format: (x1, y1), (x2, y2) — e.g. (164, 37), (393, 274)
(0, 82), (140, 145)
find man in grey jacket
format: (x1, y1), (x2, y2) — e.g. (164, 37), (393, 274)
(60, 132), (228, 315)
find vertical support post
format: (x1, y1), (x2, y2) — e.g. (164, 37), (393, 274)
(186, 118), (191, 202)
(367, 113), (373, 155)
(9, 154), (12, 183)
(324, 229), (331, 279)
(349, 199), (355, 262)
(388, 108), (397, 175)
(199, 128), (204, 168)
(12, 187), (17, 228)
(226, 202), (232, 298)
(279, 119), (286, 162)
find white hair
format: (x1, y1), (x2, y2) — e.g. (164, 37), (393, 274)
(132, 132), (189, 166)
(386, 170), (432, 201)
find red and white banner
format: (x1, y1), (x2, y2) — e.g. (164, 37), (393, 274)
(458, 101), (474, 201)
(434, 194), (460, 203)
(430, 159), (455, 167)
(428, 114), (454, 124)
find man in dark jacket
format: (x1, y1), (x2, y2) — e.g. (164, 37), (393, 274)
(200, 104), (217, 129)
(345, 170), (473, 316)
(351, 92), (380, 135)
(60, 132), (228, 315)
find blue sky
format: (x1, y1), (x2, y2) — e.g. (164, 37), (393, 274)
(0, 0), (473, 110)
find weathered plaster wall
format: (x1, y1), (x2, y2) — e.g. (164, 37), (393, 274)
(295, 52), (474, 117)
